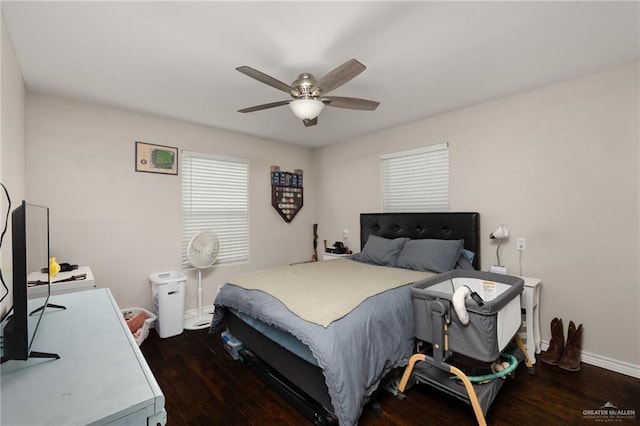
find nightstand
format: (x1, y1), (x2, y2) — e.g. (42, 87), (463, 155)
(322, 253), (351, 261)
(520, 277), (542, 364)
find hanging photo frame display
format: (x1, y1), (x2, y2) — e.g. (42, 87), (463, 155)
(271, 166), (303, 223)
(135, 141), (178, 175)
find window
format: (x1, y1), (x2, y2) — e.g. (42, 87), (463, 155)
(381, 143), (449, 212)
(181, 151), (249, 267)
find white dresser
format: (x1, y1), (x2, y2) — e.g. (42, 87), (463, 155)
(1, 288), (166, 425)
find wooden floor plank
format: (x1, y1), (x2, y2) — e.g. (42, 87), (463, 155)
(141, 328), (640, 425)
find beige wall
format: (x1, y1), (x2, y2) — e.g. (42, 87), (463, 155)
(5, 43), (639, 370)
(26, 93), (316, 313)
(314, 61), (639, 367)
(0, 11), (27, 318)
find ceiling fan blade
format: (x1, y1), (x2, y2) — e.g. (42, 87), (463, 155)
(238, 100), (290, 113)
(236, 66), (294, 94)
(311, 59), (366, 95)
(322, 96), (380, 111)
(303, 117), (318, 127)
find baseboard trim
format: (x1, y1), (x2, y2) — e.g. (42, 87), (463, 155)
(540, 340), (640, 379)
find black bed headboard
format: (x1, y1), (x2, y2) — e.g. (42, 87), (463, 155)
(360, 212), (481, 270)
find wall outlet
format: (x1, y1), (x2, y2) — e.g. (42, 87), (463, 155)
(343, 229), (349, 240)
(517, 238), (527, 251)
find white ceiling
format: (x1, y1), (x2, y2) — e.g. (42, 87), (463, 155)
(3, 1), (639, 148)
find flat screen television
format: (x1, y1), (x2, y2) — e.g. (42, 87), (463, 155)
(1, 201), (61, 363)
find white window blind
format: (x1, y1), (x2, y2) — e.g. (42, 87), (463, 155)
(182, 151), (249, 267)
(381, 143), (449, 212)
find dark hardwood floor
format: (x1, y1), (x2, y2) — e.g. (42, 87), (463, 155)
(141, 328), (640, 425)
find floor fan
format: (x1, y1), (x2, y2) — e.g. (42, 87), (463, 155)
(184, 230), (219, 330)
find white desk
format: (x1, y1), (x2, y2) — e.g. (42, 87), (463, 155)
(1, 288), (166, 425)
(27, 265), (96, 298)
(520, 277), (542, 364)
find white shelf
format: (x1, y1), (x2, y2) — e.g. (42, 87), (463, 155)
(27, 265), (95, 298)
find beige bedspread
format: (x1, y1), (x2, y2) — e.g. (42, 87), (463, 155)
(228, 258), (433, 327)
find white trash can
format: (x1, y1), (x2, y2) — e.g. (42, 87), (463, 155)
(150, 271), (186, 338)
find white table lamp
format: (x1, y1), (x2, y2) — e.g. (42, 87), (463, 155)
(489, 224), (509, 274)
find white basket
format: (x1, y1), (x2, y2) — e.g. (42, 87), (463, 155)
(122, 307), (157, 346)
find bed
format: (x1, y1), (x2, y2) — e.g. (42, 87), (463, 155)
(210, 212), (481, 425)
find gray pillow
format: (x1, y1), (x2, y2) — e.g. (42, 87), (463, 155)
(395, 239), (464, 273)
(350, 235), (409, 266)
(455, 255), (475, 270)
(461, 249), (475, 263)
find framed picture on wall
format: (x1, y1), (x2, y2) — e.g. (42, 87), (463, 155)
(135, 141), (178, 175)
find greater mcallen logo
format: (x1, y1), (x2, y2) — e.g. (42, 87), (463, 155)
(583, 402), (636, 422)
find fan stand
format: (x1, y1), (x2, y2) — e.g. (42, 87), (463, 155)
(184, 268), (213, 330)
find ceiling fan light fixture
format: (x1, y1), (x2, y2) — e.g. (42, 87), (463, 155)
(289, 98), (324, 120)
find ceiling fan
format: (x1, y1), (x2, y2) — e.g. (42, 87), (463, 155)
(236, 59), (380, 127)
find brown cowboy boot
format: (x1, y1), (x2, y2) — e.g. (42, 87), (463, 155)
(559, 321), (583, 371)
(541, 317), (564, 365)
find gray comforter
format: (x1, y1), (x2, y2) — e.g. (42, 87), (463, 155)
(210, 281), (416, 426)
